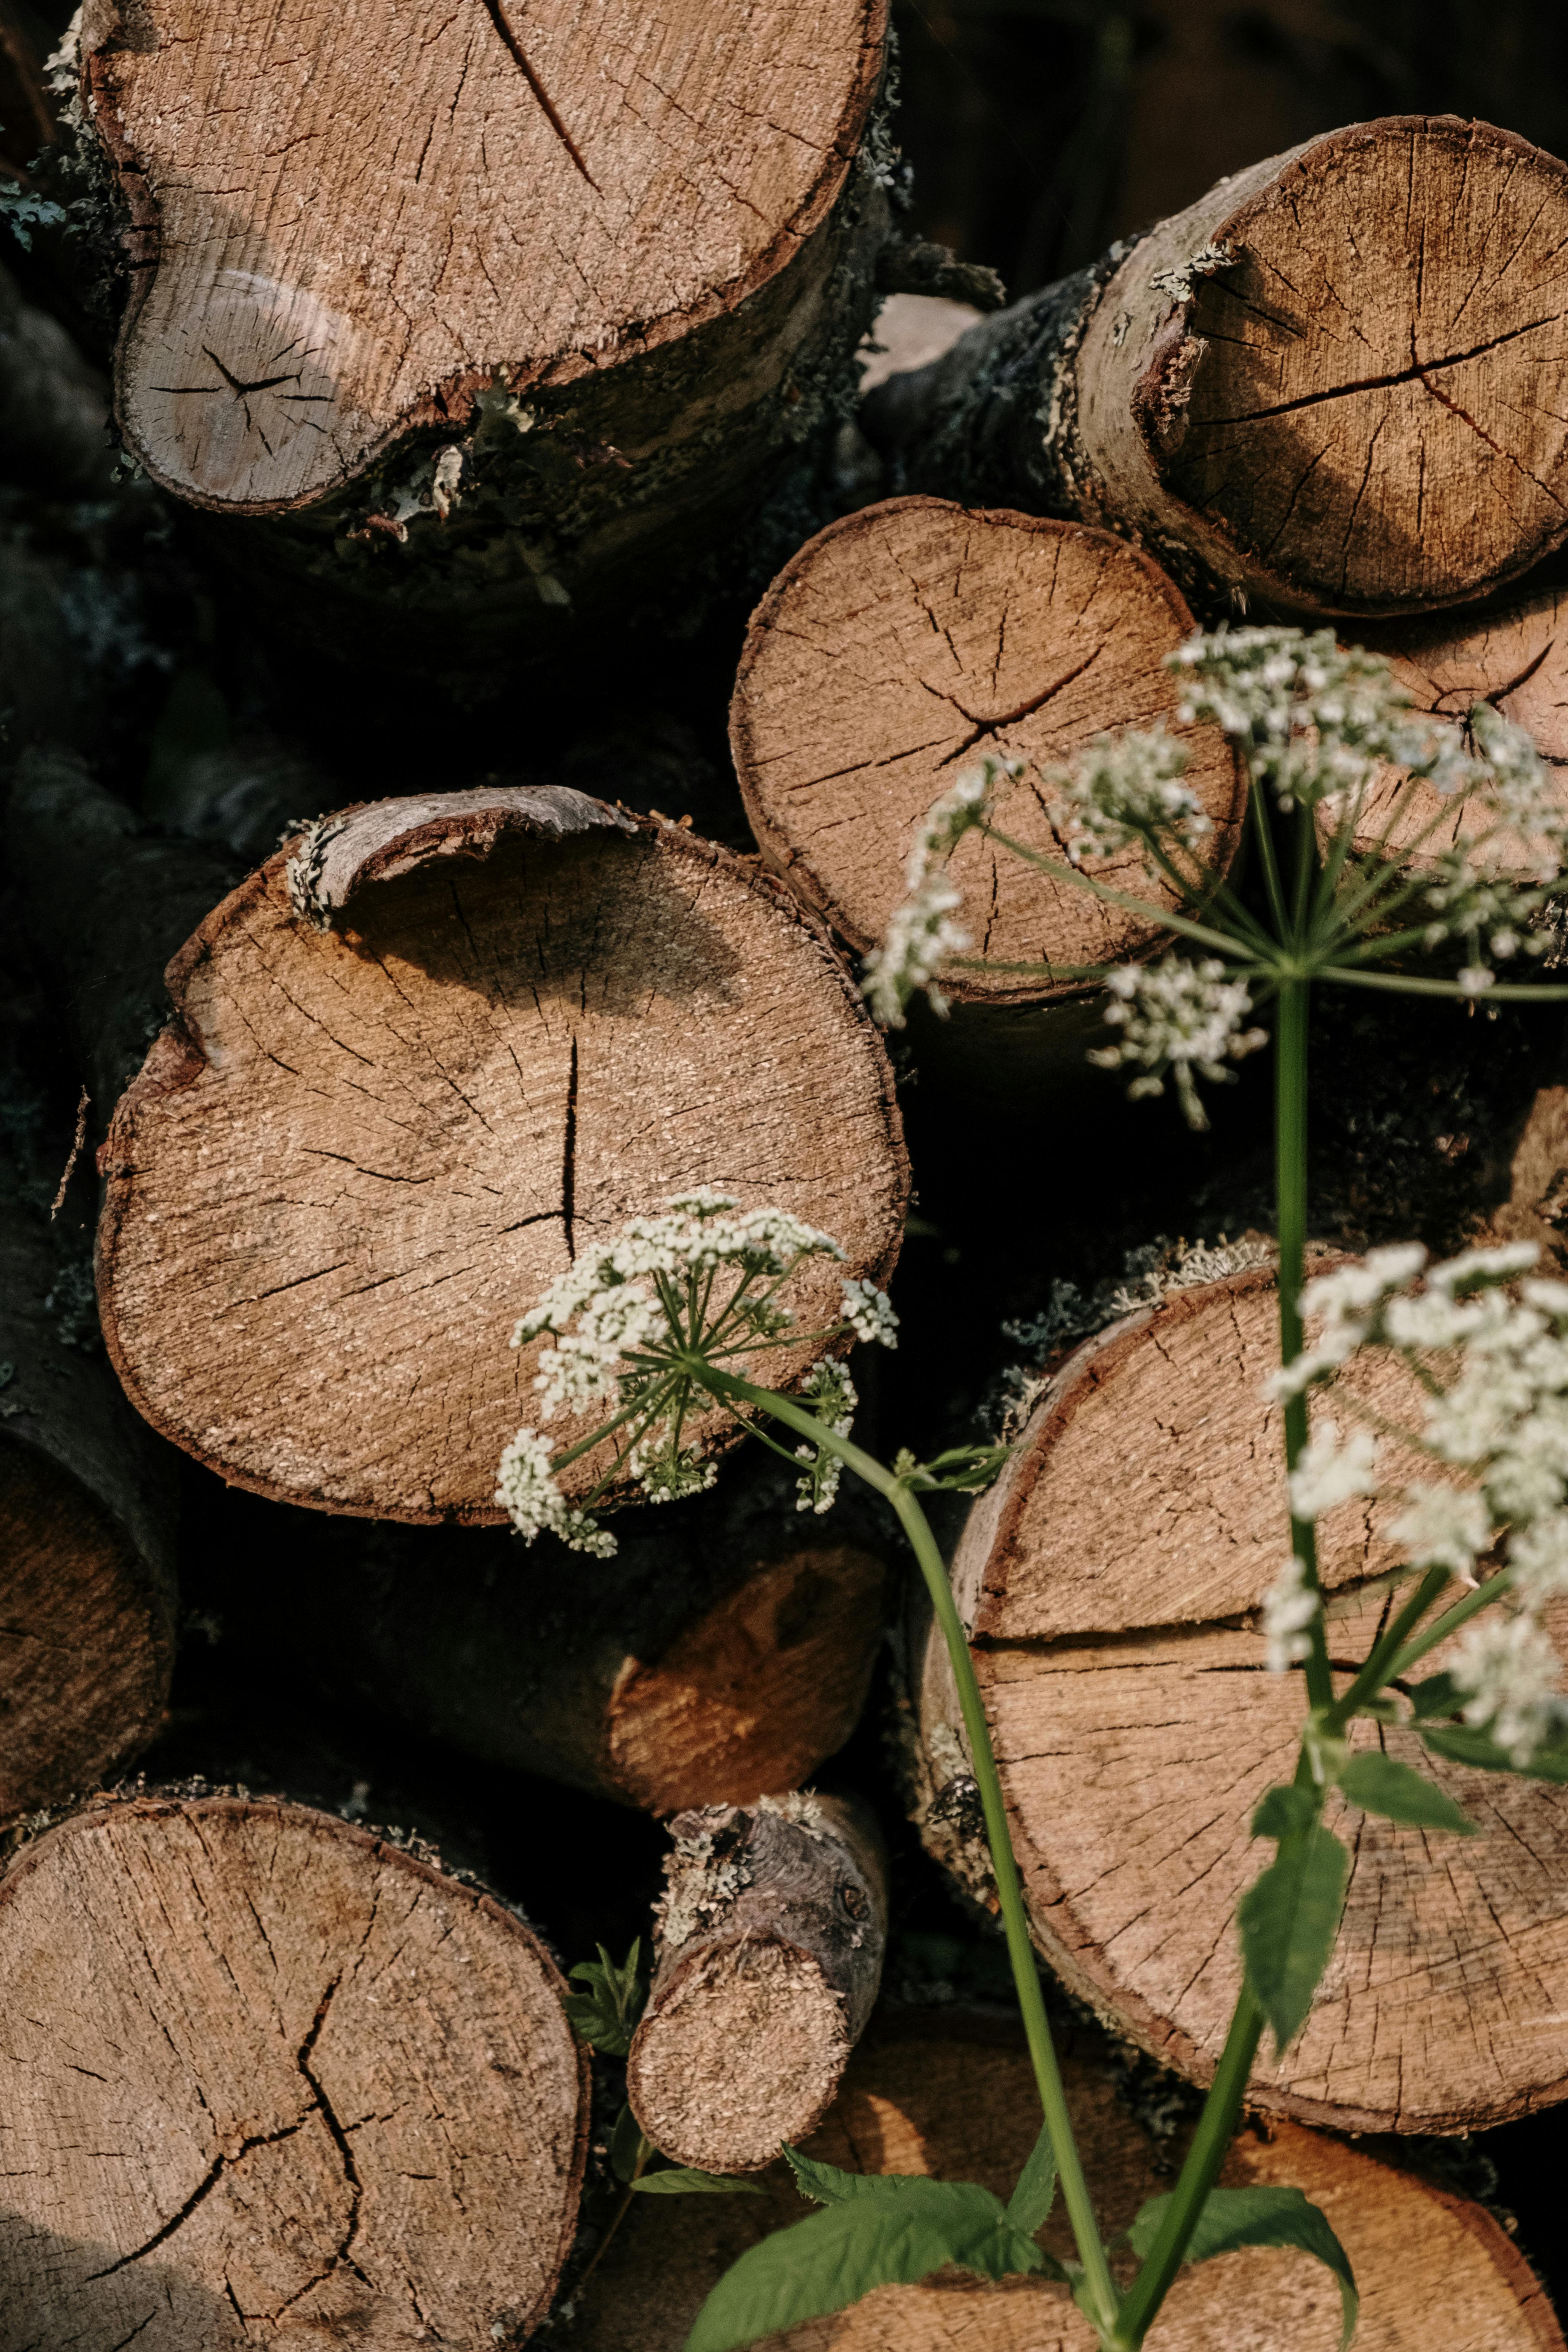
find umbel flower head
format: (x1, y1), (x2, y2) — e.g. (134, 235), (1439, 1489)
(1262, 1240), (1568, 1764)
(496, 1189), (898, 1555)
(1087, 956), (1267, 1131)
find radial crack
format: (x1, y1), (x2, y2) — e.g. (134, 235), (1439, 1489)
(477, 0), (599, 189)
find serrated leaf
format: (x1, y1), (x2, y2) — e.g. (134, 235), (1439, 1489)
(784, 2147), (924, 2205)
(1128, 2186), (1358, 2350)
(565, 1938), (646, 2055)
(1004, 2120), (1058, 2236)
(1419, 1723), (1568, 1782)
(683, 2178), (1044, 2352)
(1251, 1783), (1318, 1841)
(1238, 1824), (1350, 2055)
(630, 2167), (766, 2196)
(609, 2102), (652, 2186)
(1337, 1752), (1476, 1833)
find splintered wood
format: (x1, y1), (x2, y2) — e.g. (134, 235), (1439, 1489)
(95, 788), (906, 1522)
(731, 499), (1242, 1008)
(81, 0), (887, 510)
(912, 1266), (1568, 2134)
(564, 2020), (1562, 2352)
(0, 1793), (586, 2347)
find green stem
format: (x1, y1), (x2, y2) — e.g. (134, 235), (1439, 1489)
(695, 1365), (1124, 2340)
(1387, 1570), (1515, 1682)
(1275, 973), (1334, 1712)
(1323, 1565), (1450, 1732)
(1110, 1989), (1266, 2349)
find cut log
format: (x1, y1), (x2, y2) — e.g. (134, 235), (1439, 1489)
(563, 2012), (1562, 2352)
(0, 1789), (587, 2347)
(730, 497), (1243, 1060)
(903, 1262), (1568, 2135)
(72, 0), (892, 654)
(626, 1793), (887, 2171)
(0, 1186), (176, 1824)
(863, 117), (1568, 620)
(6, 755), (907, 1521)
(223, 1464), (892, 1811)
(1322, 590), (1568, 872)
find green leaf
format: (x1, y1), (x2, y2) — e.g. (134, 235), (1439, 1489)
(1128, 2186), (1358, 2350)
(1407, 1671), (1465, 1720)
(609, 2102), (652, 2186)
(1004, 2121), (1058, 2236)
(630, 2167), (766, 2196)
(683, 2178), (1045, 2352)
(1419, 1723), (1568, 1783)
(1238, 1824), (1350, 2055)
(1251, 1783), (1318, 1840)
(784, 2147), (924, 2205)
(1337, 1752), (1476, 1833)
(564, 1938), (646, 2055)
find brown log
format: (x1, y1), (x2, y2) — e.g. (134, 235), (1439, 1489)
(213, 1459), (893, 1811)
(1321, 590), (1568, 872)
(0, 1181), (176, 1825)
(626, 1793), (888, 2171)
(0, 1788), (587, 2346)
(562, 2012), (1562, 2352)
(902, 1262), (1568, 2136)
(69, 0), (893, 656)
(730, 497), (1243, 1068)
(6, 754), (906, 1521)
(863, 118), (1568, 620)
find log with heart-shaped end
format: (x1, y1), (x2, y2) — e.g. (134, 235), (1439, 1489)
(0, 1791), (587, 2349)
(6, 752), (907, 1523)
(865, 117), (1568, 620)
(730, 498), (1244, 1076)
(902, 1262), (1568, 2136)
(74, 0), (891, 653)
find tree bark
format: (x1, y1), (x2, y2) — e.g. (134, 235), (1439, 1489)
(0, 1181), (177, 1824)
(863, 117), (1568, 621)
(563, 2011), (1562, 2352)
(900, 1262), (1568, 2137)
(0, 1788), (587, 2348)
(730, 495), (1243, 1079)
(625, 1792), (887, 2172)
(6, 757), (907, 1522)
(70, 0), (895, 664)
(213, 1459), (893, 1813)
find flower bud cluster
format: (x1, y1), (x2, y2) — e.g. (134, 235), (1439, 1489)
(859, 759), (1017, 1026)
(1044, 729), (1210, 863)
(1087, 956), (1268, 1130)
(1268, 1240), (1568, 1762)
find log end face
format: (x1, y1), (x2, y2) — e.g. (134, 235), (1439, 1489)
(627, 1937), (850, 2172)
(1132, 116), (1568, 612)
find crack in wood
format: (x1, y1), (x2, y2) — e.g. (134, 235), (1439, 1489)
(476, 0), (599, 190)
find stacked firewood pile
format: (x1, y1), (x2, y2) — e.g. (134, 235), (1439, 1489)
(4, 3), (1568, 2344)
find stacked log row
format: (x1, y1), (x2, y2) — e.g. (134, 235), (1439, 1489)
(863, 117), (1568, 619)
(730, 496), (1243, 1078)
(217, 1462), (892, 1812)
(5, 756), (907, 1522)
(0, 1791), (587, 2343)
(71, 0), (897, 659)
(627, 1793), (888, 2170)
(565, 2013), (1561, 2352)
(903, 1262), (1568, 2136)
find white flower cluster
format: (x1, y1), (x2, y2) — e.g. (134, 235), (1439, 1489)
(496, 1190), (899, 1555)
(1087, 956), (1268, 1130)
(1044, 729), (1211, 864)
(860, 759), (1017, 1026)
(1418, 704), (1567, 986)
(1262, 1553), (1320, 1674)
(1268, 1240), (1568, 1761)
(1168, 626), (1463, 812)
(793, 1361), (858, 1514)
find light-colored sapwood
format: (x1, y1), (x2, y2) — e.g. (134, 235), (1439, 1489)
(564, 2015), (1562, 2352)
(864, 118), (1568, 619)
(907, 1264), (1568, 2135)
(627, 1793), (887, 2171)
(730, 497), (1242, 1046)
(0, 1790), (587, 2348)
(17, 771), (907, 1521)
